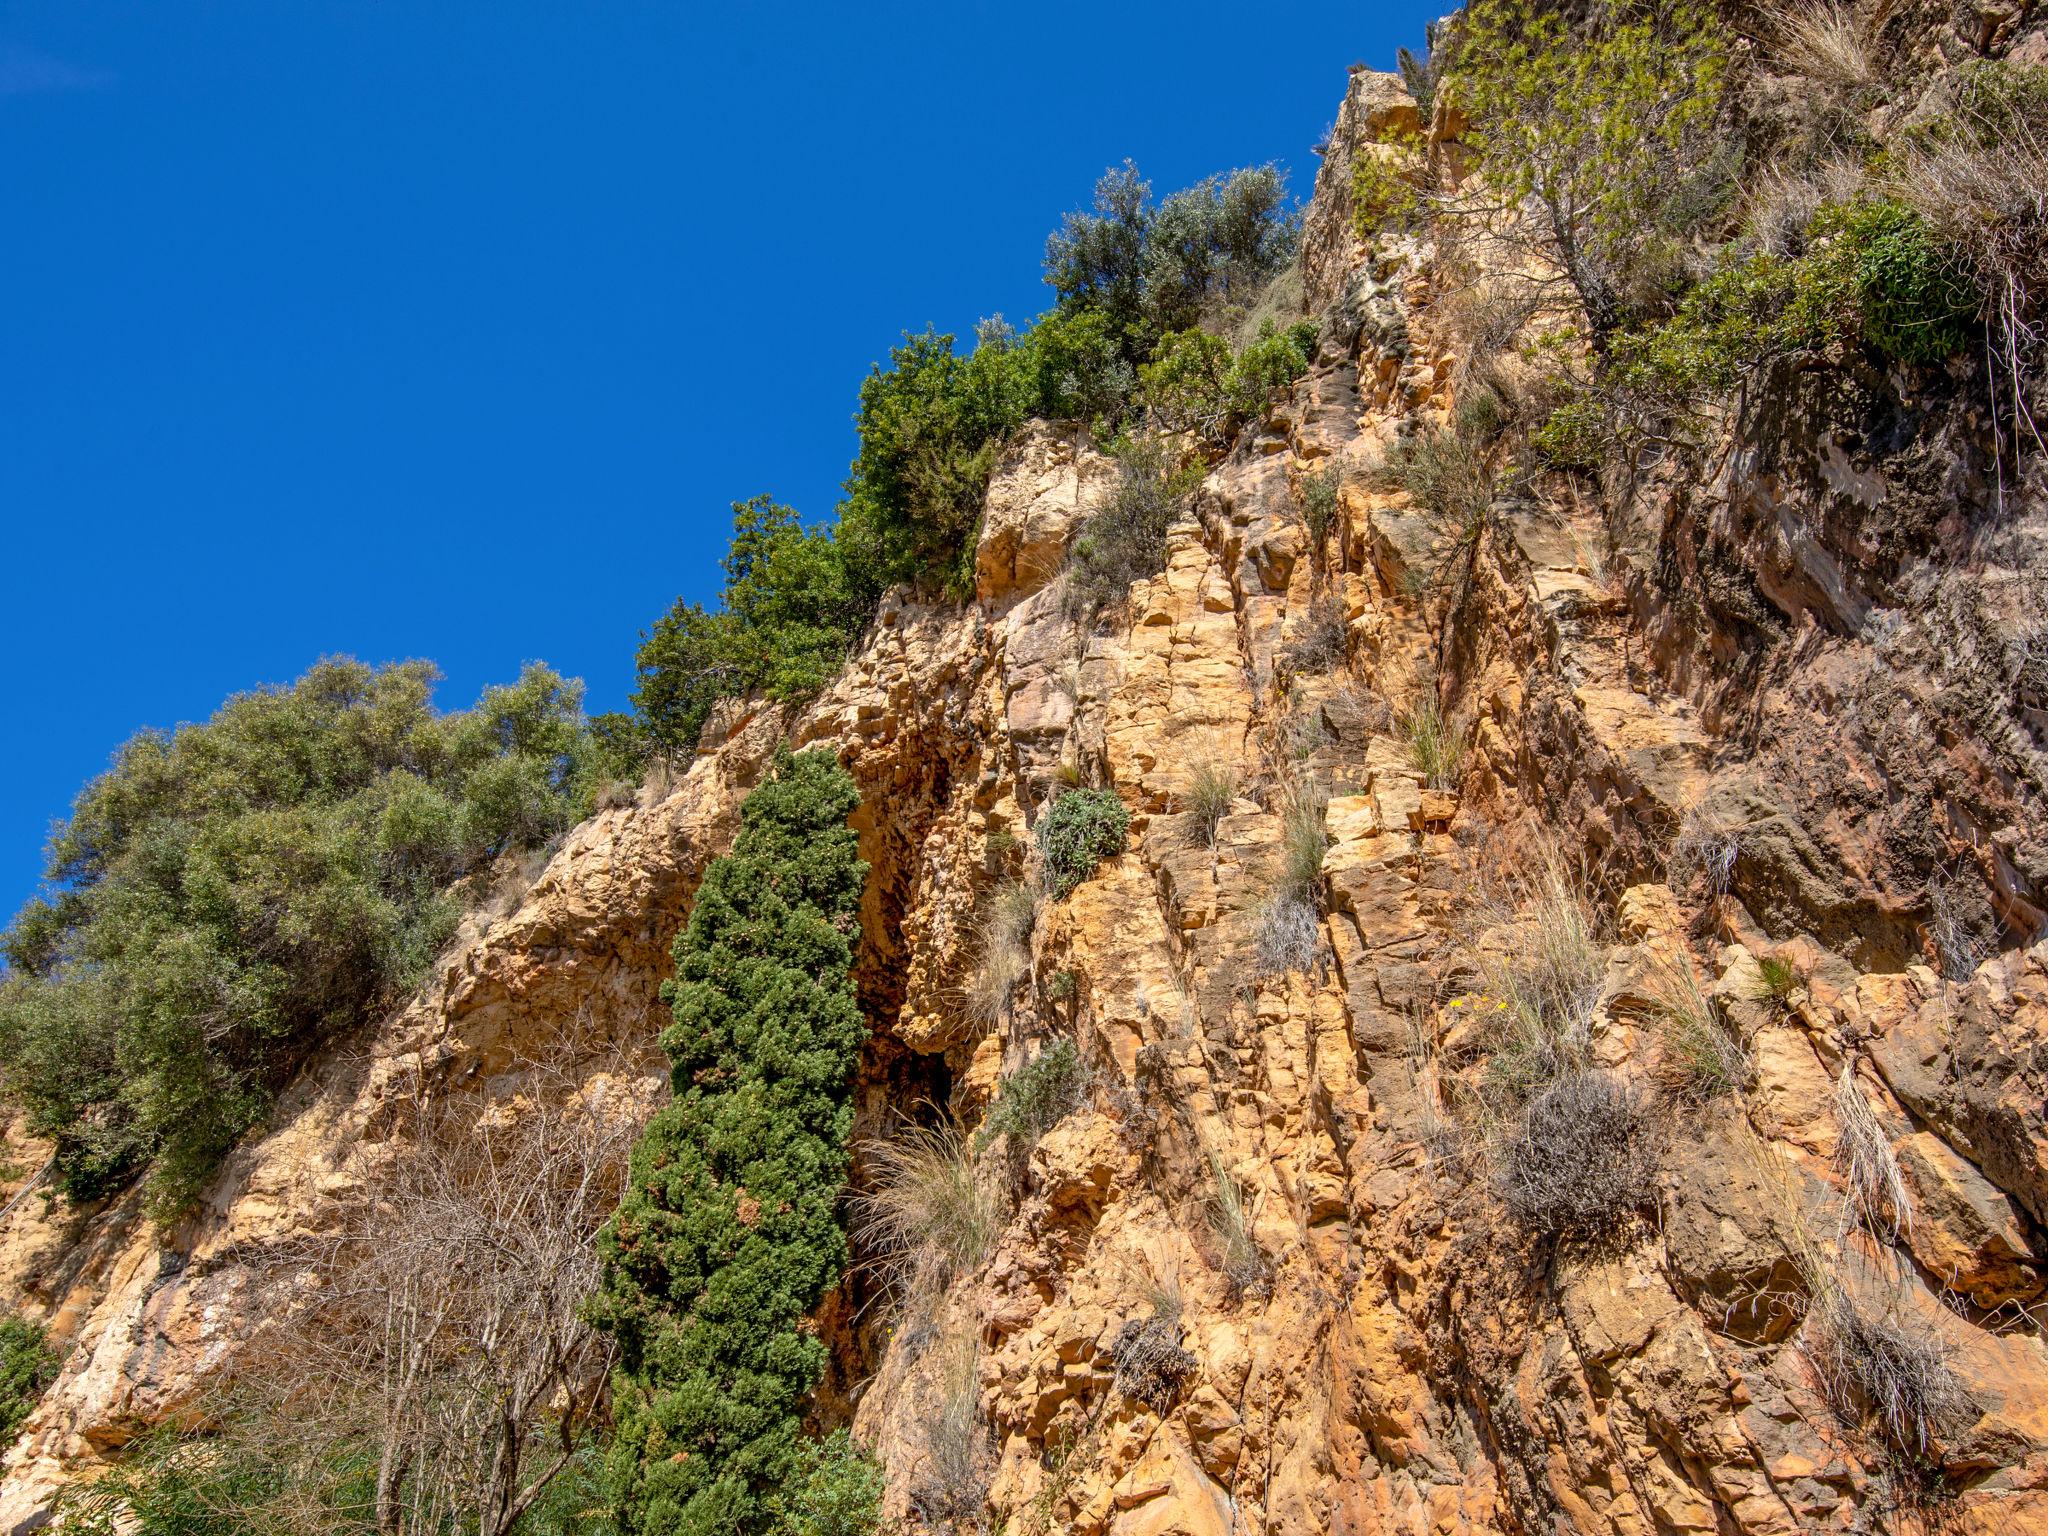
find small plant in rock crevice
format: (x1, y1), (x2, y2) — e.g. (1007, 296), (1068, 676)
(1178, 762), (1239, 848)
(977, 1041), (1089, 1155)
(1495, 1069), (1662, 1242)
(1402, 694), (1467, 791)
(1038, 789), (1131, 899)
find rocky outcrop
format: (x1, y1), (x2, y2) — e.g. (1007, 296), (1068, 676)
(9, 42), (2048, 1536)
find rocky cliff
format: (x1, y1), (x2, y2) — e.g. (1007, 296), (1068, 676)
(8, 30), (2048, 1536)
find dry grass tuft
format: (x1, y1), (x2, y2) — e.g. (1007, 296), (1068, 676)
(857, 1123), (997, 1283)
(1834, 1063), (1910, 1245)
(1766, 1), (1880, 92)
(1805, 1283), (1967, 1458)
(909, 1335), (992, 1530)
(1178, 762), (1239, 848)
(1204, 1155), (1268, 1300)
(964, 881), (1036, 1028)
(1647, 954), (1751, 1101)
(1402, 694), (1467, 791)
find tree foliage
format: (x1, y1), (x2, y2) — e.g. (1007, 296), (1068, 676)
(1, 1317), (59, 1444)
(589, 748), (870, 1536)
(0, 659), (616, 1216)
(1453, 0), (1731, 342)
(632, 499), (861, 756)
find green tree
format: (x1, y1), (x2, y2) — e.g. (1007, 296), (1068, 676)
(632, 499), (860, 756)
(589, 748), (870, 1536)
(1453, 0), (1730, 344)
(836, 328), (1034, 604)
(0, 1318), (60, 1444)
(0, 659), (610, 1216)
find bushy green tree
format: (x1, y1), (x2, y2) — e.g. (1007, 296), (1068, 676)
(589, 748), (870, 1536)
(1139, 320), (1317, 450)
(633, 499), (860, 755)
(1453, 0), (1730, 343)
(1045, 162), (1300, 370)
(836, 328), (1035, 604)
(0, 659), (611, 1216)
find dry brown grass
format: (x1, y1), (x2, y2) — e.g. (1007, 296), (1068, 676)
(964, 881), (1036, 1028)
(856, 1122), (997, 1285)
(1766, 1), (1881, 92)
(1834, 1063), (1910, 1245)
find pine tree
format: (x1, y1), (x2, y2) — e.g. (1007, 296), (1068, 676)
(588, 747), (869, 1535)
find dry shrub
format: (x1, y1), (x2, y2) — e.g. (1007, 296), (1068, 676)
(856, 1122), (997, 1285)
(1924, 867), (1993, 981)
(1178, 761), (1239, 847)
(211, 1037), (644, 1536)
(1253, 893), (1322, 979)
(1834, 1063), (1910, 1244)
(1280, 595), (1348, 675)
(1496, 1070), (1661, 1241)
(1805, 1283), (1967, 1458)
(909, 1336), (992, 1532)
(1111, 1315), (1197, 1414)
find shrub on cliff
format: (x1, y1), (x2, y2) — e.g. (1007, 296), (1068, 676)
(1036, 789), (1130, 899)
(1496, 1070), (1661, 1241)
(1452, 0), (1730, 344)
(588, 747), (870, 1536)
(1062, 434), (1204, 624)
(0, 659), (613, 1217)
(633, 497), (862, 755)
(1138, 320), (1317, 451)
(0, 1318), (59, 1444)
(1044, 162), (1299, 369)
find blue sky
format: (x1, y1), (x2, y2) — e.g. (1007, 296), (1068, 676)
(0, 0), (1436, 920)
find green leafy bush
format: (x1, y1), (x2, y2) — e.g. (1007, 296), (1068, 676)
(1139, 320), (1316, 450)
(1810, 198), (1977, 364)
(1063, 435), (1204, 624)
(837, 327), (1035, 604)
(1037, 789), (1130, 899)
(0, 1318), (59, 1443)
(1350, 124), (1427, 241)
(978, 1040), (1087, 1152)
(589, 748), (870, 1536)
(632, 498), (861, 755)
(0, 660), (610, 1216)
(773, 1431), (886, 1536)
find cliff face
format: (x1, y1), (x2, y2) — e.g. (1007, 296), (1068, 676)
(8, 44), (2048, 1536)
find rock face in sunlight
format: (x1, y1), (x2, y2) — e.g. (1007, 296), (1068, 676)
(9, 16), (2048, 1536)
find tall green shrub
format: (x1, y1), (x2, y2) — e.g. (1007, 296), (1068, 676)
(0, 660), (612, 1216)
(0, 1318), (59, 1444)
(589, 748), (869, 1536)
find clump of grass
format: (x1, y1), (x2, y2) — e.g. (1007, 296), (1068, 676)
(978, 1040), (1088, 1153)
(1369, 425), (1493, 547)
(857, 1123), (997, 1281)
(1401, 694), (1467, 791)
(1646, 953), (1751, 1101)
(964, 881), (1036, 1028)
(1479, 848), (1607, 1062)
(1757, 953), (1800, 1002)
(1496, 1070), (1661, 1242)
(1178, 762), (1239, 848)
(1766, 0), (1880, 92)
(1835, 1063), (1910, 1246)
(1670, 803), (1741, 897)
(1274, 780), (1328, 902)
(1204, 1154), (1267, 1300)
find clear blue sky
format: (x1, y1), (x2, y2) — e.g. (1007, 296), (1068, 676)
(0, 0), (1436, 920)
